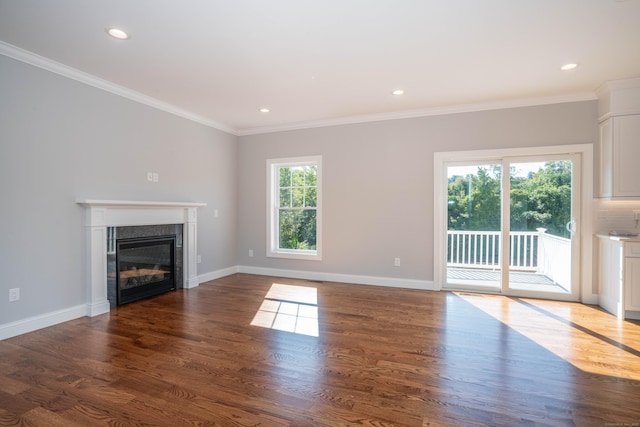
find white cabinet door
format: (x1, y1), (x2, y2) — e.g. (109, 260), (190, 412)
(612, 115), (640, 197)
(625, 257), (640, 311)
(599, 238), (624, 317)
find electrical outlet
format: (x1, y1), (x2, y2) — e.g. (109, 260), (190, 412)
(197, 255), (202, 264)
(394, 257), (401, 267)
(634, 210), (640, 221)
(9, 288), (20, 302)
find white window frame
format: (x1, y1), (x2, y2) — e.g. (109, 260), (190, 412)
(433, 143), (594, 303)
(266, 156), (322, 260)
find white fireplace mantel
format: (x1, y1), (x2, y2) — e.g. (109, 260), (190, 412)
(77, 199), (206, 316)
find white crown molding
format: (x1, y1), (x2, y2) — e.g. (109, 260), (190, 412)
(0, 41), (238, 135)
(596, 76), (640, 98)
(595, 76), (640, 122)
(1, 41), (600, 138)
(237, 92), (597, 136)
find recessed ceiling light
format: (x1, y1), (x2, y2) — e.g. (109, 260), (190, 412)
(392, 89), (405, 95)
(106, 28), (129, 40)
(560, 63), (578, 71)
(259, 108), (270, 113)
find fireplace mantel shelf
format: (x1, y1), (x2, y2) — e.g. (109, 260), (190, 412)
(77, 199), (207, 208)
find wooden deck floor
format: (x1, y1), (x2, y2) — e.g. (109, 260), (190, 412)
(448, 268), (570, 293)
(1, 273), (640, 426)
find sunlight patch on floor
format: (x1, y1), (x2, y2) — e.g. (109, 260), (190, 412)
(456, 292), (640, 381)
(251, 283), (319, 337)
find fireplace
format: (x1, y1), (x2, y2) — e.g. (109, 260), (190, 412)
(116, 235), (176, 305)
(77, 200), (206, 316)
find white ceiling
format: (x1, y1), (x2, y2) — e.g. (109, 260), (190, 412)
(1, 0), (639, 135)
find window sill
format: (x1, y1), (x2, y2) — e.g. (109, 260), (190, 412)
(267, 250), (321, 261)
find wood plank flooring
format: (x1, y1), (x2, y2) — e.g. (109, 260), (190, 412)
(1, 273), (640, 426)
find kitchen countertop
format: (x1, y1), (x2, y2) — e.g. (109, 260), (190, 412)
(596, 233), (640, 241)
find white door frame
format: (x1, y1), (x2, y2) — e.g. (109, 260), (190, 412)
(433, 144), (595, 303)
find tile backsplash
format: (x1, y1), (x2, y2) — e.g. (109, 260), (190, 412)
(593, 199), (640, 234)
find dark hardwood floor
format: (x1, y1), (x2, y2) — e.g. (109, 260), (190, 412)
(2, 273), (640, 426)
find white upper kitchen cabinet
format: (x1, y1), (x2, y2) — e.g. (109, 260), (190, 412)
(597, 78), (640, 199)
(599, 115), (640, 198)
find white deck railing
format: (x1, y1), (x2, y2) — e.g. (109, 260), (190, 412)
(535, 230), (571, 287)
(447, 230), (503, 269)
(447, 229), (569, 272)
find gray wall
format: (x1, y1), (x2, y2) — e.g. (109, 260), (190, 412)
(0, 50), (599, 330)
(0, 55), (237, 325)
(237, 101), (598, 281)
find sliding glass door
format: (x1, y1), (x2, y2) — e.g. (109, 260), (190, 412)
(444, 154), (580, 300)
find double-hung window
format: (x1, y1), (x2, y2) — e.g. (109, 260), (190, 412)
(267, 156), (322, 260)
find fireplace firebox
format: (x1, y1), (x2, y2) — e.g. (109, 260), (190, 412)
(116, 235), (176, 305)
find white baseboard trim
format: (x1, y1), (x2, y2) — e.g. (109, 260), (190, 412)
(237, 265), (436, 291)
(0, 266), (432, 341)
(0, 304), (87, 341)
(86, 300), (110, 317)
(197, 266), (240, 284)
(185, 277), (200, 289)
